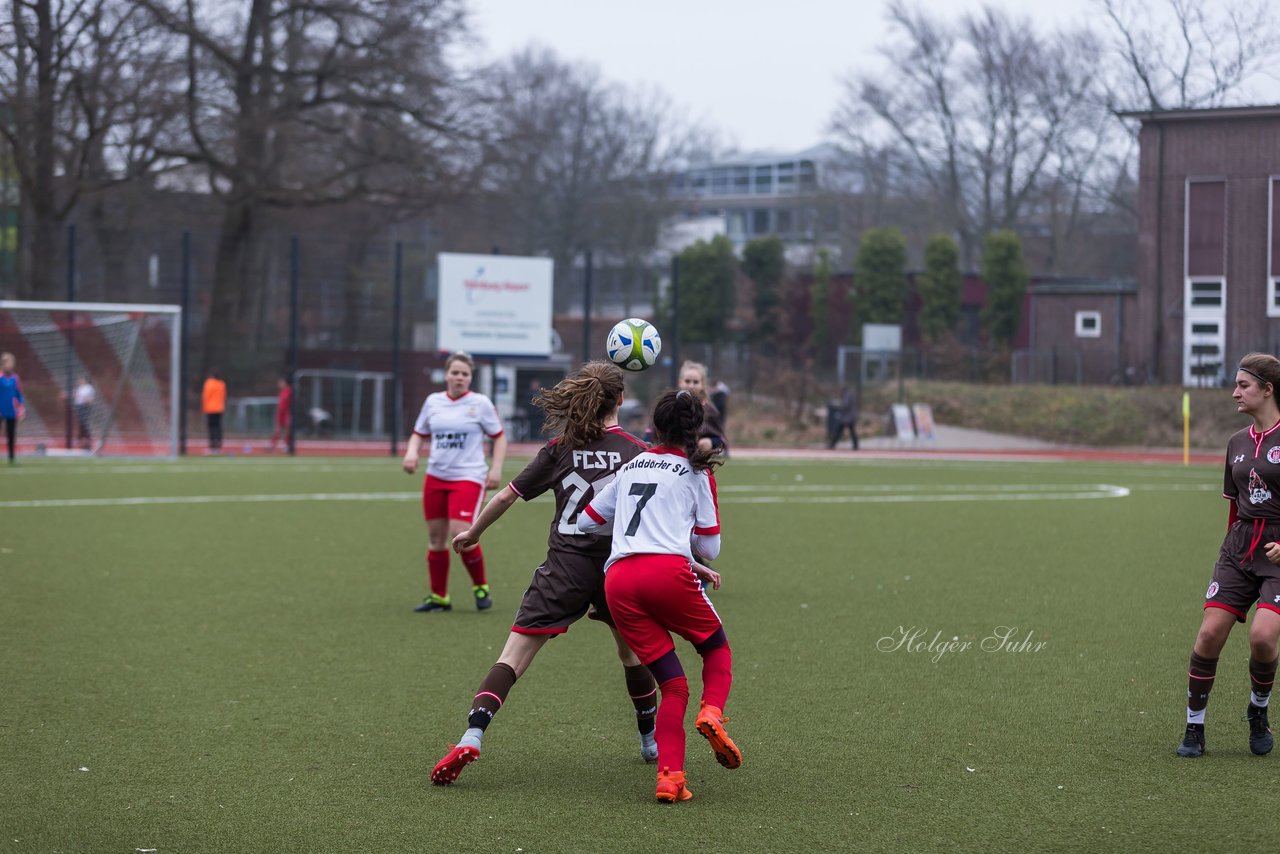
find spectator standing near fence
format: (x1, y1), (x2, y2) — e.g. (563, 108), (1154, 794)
(829, 386), (859, 450)
(0, 353), (24, 464)
(202, 369), (227, 454)
(73, 376), (96, 450)
(269, 377), (293, 453)
(710, 380), (730, 429)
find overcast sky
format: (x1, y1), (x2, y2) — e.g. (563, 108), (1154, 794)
(466, 0), (1100, 154)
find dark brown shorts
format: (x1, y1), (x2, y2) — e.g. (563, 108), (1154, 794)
(511, 550), (613, 635)
(1205, 520), (1280, 622)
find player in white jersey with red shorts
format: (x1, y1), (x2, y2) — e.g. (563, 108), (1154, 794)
(403, 351), (507, 613)
(578, 388), (740, 804)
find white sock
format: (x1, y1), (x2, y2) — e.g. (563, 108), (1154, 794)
(639, 731), (658, 762)
(1187, 707), (1206, 725)
(458, 727), (484, 750)
(1251, 692), (1271, 708)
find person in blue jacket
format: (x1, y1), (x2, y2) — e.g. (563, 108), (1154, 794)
(0, 352), (25, 464)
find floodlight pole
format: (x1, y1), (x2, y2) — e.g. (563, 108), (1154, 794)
(582, 250), (593, 364)
(65, 224), (76, 450)
(391, 241), (403, 457)
(288, 235), (300, 456)
(180, 230), (191, 455)
(669, 255), (680, 387)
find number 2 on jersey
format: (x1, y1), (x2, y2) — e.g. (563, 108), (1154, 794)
(625, 482), (658, 536)
(558, 471), (613, 534)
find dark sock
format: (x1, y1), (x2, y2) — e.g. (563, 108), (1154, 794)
(1249, 654), (1278, 705)
(467, 662), (518, 731)
(624, 664), (657, 735)
(1188, 650), (1220, 716)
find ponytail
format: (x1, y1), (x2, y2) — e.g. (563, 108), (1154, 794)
(652, 389), (722, 472)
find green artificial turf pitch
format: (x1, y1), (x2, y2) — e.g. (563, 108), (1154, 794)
(4, 454), (1280, 852)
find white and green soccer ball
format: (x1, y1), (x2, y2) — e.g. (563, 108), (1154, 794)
(606, 318), (662, 372)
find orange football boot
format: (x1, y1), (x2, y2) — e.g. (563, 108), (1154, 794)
(695, 704), (742, 769)
(655, 768), (693, 803)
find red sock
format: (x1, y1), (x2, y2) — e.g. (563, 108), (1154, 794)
(460, 545), (487, 586)
(655, 675), (690, 772)
(428, 549), (450, 599)
(699, 644), (733, 712)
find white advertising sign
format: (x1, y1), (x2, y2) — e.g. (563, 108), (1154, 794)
(437, 253), (554, 357)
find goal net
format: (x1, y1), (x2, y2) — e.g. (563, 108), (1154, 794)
(0, 300), (181, 457)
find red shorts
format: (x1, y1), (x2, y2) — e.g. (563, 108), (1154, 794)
(604, 554), (722, 666)
(422, 475), (485, 523)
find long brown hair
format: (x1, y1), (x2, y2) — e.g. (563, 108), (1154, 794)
(652, 389), (723, 472)
(534, 360), (625, 449)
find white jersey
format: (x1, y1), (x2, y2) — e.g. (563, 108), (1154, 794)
(412, 390), (504, 483)
(578, 447), (721, 570)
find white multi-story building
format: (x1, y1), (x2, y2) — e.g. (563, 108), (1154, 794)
(668, 144), (844, 253)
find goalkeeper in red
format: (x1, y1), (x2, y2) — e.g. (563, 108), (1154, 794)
(578, 388), (739, 804)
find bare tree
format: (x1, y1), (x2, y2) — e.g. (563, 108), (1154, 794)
(135, 0), (476, 375)
(0, 0), (179, 298)
(1097, 0), (1280, 110)
(464, 47), (707, 312)
(830, 1), (1108, 268)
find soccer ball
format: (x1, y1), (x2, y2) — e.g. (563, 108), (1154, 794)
(606, 318), (662, 372)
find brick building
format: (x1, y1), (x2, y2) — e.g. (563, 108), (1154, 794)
(1120, 105), (1280, 386)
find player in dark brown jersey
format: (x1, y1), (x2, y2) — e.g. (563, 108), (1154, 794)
(1177, 353), (1280, 758)
(431, 361), (654, 785)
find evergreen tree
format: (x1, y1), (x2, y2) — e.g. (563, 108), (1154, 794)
(980, 230), (1029, 347)
(809, 249), (833, 360)
(855, 227), (907, 325)
(742, 236), (785, 342)
(676, 234), (737, 345)
(917, 233), (962, 341)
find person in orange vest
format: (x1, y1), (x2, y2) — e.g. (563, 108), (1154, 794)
(202, 368), (227, 453)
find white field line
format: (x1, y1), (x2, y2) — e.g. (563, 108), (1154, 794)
(729, 485), (1129, 504)
(0, 462), (388, 476)
(0, 483), (1130, 510)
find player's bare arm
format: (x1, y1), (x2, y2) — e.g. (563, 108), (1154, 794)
(402, 433), (425, 474)
(486, 433), (509, 489)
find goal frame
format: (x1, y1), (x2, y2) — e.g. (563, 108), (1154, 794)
(0, 299), (182, 457)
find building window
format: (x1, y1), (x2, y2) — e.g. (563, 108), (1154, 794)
(777, 162), (795, 192)
(798, 160), (817, 191)
(754, 166), (773, 195)
(1187, 279), (1224, 308)
(726, 211), (745, 237)
(1270, 176), (1280, 316)
(732, 167), (750, 195)
(751, 209), (771, 235)
(1075, 311), (1101, 338)
(775, 208), (793, 235)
